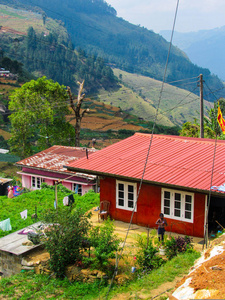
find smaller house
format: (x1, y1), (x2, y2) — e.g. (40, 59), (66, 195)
(66, 133), (225, 237)
(15, 146), (97, 195)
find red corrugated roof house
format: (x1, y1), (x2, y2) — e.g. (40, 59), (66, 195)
(15, 146), (97, 195)
(66, 133), (225, 237)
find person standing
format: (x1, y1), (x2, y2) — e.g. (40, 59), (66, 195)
(156, 213), (167, 243)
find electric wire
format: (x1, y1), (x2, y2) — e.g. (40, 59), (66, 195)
(204, 134), (218, 249)
(105, 0), (180, 298)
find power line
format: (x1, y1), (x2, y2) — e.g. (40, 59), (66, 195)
(105, 0), (180, 298)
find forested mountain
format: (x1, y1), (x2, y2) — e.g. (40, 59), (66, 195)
(161, 27), (225, 81)
(0, 4), (117, 93)
(4, 0), (224, 101)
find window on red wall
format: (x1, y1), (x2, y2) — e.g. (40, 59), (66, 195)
(161, 188), (194, 223)
(116, 180), (137, 211)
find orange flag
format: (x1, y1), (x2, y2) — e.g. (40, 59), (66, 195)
(217, 104), (225, 134)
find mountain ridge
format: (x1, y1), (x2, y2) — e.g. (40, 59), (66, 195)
(160, 27), (225, 81)
(5, 0), (224, 101)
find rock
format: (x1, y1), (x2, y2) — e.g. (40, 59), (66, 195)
(21, 258), (34, 267)
(22, 240), (33, 246)
(115, 274), (129, 285)
(21, 266), (35, 271)
(65, 265), (80, 281)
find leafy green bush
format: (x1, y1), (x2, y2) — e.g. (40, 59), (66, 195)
(165, 236), (193, 260)
(135, 232), (165, 272)
(41, 207), (91, 278)
(86, 218), (121, 271)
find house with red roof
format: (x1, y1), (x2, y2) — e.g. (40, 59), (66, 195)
(66, 133), (225, 237)
(15, 146), (97, 195)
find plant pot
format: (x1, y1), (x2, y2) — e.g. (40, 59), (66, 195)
(159, 247), (166, 256)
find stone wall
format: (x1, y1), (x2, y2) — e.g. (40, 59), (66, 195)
(0, 250), (22, 277)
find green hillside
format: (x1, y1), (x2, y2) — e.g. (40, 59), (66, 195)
(12, 0), (225, 101)
(98, 69), (213, 126)
(0, 4), (117, 93)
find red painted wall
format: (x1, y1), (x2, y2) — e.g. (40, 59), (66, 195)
(100, 177), (205, 237)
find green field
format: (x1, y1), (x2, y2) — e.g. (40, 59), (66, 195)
(99, 69), (213, 127)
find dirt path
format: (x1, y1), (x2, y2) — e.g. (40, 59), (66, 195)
(110, 276), (182, 300)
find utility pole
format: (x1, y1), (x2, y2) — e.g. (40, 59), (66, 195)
(199, 74), (204, 138)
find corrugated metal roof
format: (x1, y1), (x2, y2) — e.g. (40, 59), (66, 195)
(16, 146), (97, 173)
(67, 133), (225, 193)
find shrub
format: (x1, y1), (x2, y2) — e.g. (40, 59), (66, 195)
(136, 233), (165, 272)
(87, 218), (121, 271)
(41, 207), (91, 278)
(165, 236), (193, 260)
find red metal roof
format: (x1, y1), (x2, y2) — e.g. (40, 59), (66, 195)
(67, 133), (225, 193)
(16, 146), (97, 173)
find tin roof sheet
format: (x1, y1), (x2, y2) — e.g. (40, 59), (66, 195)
(16, 146), (97, 173)
(67, 133), (225, 193)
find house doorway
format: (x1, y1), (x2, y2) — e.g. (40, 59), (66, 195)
(208, 195), (225, 233)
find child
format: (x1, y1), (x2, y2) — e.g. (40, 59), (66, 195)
(156, 213), (167, 243)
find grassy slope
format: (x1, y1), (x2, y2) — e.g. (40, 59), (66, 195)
(102, 69), (213, 126)
(0, 186), (99, 238)
(0, 4), (68, 38)
(98, 83), (174, 127)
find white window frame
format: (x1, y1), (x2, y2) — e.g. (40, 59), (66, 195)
(73, 183), (82, 196)
(31, 176), (44, 189)
(161, 188), (194, 223)
(116, 180), (137, 211)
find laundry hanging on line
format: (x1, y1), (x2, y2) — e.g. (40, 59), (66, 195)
(20, 209), (28, 219)
(63, 194), (74, 206)
(0, 218), (12, 231)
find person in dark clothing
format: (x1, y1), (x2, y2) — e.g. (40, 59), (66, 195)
(156, 213), (168, 243)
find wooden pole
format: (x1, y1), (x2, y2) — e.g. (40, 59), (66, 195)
(55, 183), (58, 209)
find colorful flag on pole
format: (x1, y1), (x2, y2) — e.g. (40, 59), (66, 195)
(217, 104), (225, 134)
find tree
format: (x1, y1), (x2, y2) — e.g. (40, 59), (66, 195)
(179, 121), (200, 138)
(204, 98), (225, 138)
(67, 81), (89, 147)
(179, 119), (216, 139)
(9, 77), (70, 158)
(41, 207), (91, 278)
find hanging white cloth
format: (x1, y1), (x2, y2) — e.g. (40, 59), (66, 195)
(20, 209), (28, 219)
(63, 196), (69, 206)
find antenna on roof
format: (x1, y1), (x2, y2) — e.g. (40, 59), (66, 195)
(86, 148), (88, 159)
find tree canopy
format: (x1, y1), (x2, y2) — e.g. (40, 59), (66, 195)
(8, 77), (74, 158)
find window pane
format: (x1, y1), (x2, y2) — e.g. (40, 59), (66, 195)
(119, 191), (124, 198)
(185, 203), (191, 211)
(164, 191), (170, 199)
(164, 199), (170, 207)
(164, 207), (170, 215)
(128, 185), (134, 193)
(175, 201), (181, 209)
(37, 178), (41, 188)
(186, 195), (192, 202)
(119, 199), (124, 206)
(128, 200), (134, 208)
(118, 183), (124, 191)
(32, 177), (35, 187)
(185, 211), (191, 219)
(175, 193), (181, 200)
(128, 193), (134, 200)
(175, 209), (181, 217)
(78, 184), (82, 195)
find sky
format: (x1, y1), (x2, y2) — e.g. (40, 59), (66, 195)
(106, 0), (225, 33)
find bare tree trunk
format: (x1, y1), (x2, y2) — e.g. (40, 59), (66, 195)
(67, 81), (89, 147)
